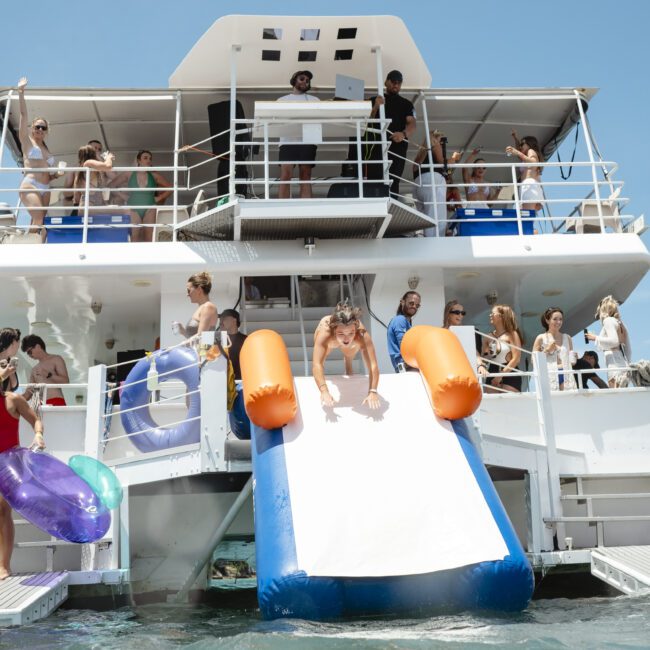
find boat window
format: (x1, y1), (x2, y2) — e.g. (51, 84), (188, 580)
(262, 50), (281, 62)
(337, 28), (357, 39)
(262, 28), (282, 40)
(334, 49), (353, 61)
(298, 51), (317, 62)
(300, 29), (320, 41)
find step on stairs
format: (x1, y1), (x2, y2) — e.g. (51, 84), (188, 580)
(243, 305), (362, 376)
(543, 475), (650, 592)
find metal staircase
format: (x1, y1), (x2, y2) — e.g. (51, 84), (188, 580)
(543, 474), (650, 595)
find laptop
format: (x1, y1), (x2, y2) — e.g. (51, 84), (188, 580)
(335, 74), (365, 101)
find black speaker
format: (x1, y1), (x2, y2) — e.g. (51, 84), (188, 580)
(207, 100), (252, 197)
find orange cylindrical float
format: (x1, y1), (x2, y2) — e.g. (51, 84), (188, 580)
(240, 329), (297, 430)
(401, 325), (481, 420)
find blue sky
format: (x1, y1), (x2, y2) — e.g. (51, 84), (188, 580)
(2, 0), (649, 358)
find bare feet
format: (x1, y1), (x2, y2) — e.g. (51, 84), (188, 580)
(0, 567), (10, 580)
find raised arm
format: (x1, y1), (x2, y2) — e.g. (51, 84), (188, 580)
(312, 331), (334, 406)
(462, 148), (480, 185)
(84, 152), (114, 173)
(17, 77), (30, 148)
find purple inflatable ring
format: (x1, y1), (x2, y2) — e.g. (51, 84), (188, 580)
(0, 447), (111, 543)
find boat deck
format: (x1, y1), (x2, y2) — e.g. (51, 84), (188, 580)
(0, 572), (69, 627)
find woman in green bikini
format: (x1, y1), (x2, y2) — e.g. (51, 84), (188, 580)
(119, 150), (172, 242)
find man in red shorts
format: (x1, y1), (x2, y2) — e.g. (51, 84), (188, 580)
(21, 335), (69, 406)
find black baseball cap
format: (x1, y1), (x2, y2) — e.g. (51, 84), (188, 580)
(584, 350), (600, 368)
(386, 70), (403, 83)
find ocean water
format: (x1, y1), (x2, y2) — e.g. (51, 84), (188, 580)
(3, 595), (650, 649)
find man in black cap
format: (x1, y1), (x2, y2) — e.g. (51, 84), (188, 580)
(572, 351), (607, 389)
(219, 309), (247, 380)
(277, 70), (320, 199)
(365, 70), (416, 197)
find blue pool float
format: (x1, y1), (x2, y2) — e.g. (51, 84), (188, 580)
(120, 346), (201, 452)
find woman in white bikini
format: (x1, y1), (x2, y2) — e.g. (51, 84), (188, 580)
(505, 135), (544, 212)
(16, 77), (62, 233)
(174, 271), (218, 339)
(532, 307), (577, 391)
(462, 148), (500, 209)
(312, 302), (380, 409)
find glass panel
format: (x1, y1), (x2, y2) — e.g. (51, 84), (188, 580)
(298, 51), (317, 62)
(262, 50), (281, 61)
(263, 28), (282, 40)
(337, 28), (357, 39)
(334, 49), (353, 61)
(300, 29), (320, 41)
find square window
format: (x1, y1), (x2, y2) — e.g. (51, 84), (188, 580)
(262, 50), (281, 61)
(337, 28), (357, 39)
(300, 28), (320, 41)
(334, 49), (353, 61)
(298, 51), (317, 62)
(263, 28), (282, 40)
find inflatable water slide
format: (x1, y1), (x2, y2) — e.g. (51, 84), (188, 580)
(240, 326), (534, 620)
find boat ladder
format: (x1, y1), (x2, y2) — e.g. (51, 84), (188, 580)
(591, 546), (650, 595)
(0, 571), (68, 626)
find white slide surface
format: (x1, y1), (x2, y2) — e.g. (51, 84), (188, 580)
(282, 373), (509, 577)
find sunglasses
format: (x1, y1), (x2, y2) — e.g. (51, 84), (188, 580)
(450, 309), (466, 316)
(33, 124), (48, 131)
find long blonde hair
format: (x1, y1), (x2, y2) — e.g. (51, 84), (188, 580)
(596, 295), (629, 347)
(492, 304), (524, 344)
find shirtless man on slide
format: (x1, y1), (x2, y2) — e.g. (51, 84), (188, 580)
(312, 302), (381, 409)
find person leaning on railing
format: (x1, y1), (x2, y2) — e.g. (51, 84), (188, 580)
(412, 130), (461, 237)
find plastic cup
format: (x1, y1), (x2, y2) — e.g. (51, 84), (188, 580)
(57, 160), (67, 176)
(102, 188), (111, 202)
(171, 322), (181, 335)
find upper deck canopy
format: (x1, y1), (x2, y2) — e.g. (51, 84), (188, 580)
(169, 15), (432, 90)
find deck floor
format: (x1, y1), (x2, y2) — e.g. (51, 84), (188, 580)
(0, 572), (68, 627)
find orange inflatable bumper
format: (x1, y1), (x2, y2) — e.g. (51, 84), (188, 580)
(240, 329), (297, 429)
(401, 325), (481, 420)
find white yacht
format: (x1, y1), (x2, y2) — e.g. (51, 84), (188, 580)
(0, 14), (649, 624)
